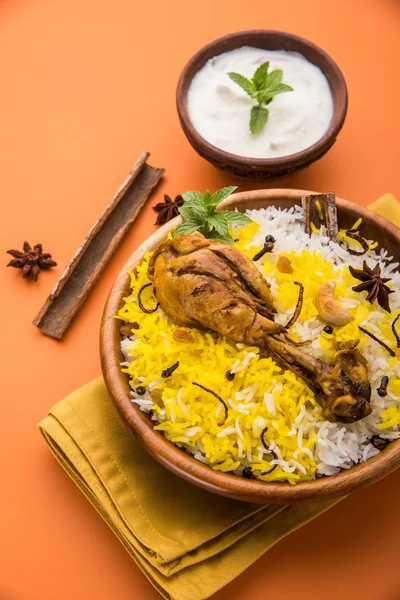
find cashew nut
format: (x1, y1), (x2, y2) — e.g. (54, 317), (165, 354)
(314, 280), (352, 326)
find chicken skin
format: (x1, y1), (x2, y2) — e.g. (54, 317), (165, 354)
(148, 232), (284, 344)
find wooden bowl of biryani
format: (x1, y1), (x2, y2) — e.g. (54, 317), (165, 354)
(100, 189), (400, 504)
(176, 31), (348, 179)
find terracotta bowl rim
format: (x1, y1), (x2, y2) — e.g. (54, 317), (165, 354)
(176, 30), (348, 169)
(100, 189), (400, 504)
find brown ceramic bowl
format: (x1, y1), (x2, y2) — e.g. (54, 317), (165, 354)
(100, 189), (400, 504)
(176, 31), (348, 179)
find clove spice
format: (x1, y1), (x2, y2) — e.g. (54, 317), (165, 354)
(161, 361), (179, 378)
(377, 376), (389, 397)
(252, 235), (275, 262)
(242, 466), (254, 479)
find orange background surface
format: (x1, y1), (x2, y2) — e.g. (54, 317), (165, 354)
(1, 0), (400, 599)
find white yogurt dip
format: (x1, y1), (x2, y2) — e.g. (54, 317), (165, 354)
(187, 46), (334, 159)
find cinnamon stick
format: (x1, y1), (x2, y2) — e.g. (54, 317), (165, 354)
(33, 152), (164, 339)
(301, 192), (339, 242)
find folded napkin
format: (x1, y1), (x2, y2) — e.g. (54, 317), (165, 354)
(39, 193), (399, 600)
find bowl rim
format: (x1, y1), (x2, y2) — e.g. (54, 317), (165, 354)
(176, 29), (348, 169)
(100, 189), (400, 504)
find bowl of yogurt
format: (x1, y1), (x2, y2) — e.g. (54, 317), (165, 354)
(177, 31), (347, 179)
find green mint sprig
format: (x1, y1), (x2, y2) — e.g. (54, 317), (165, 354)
(228, 62), (293, 134)
(172, 186), (252, 245)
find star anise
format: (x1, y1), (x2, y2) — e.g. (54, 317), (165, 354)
(153, 194), (184, 226)
(6, 242), (57, 281)
(349, 260), (394, 312)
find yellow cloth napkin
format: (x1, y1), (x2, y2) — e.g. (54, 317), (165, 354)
(367, 193), (399, 224)
(39, 194), (399, 600)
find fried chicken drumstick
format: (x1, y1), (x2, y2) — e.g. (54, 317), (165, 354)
(148, 233), (371, 423)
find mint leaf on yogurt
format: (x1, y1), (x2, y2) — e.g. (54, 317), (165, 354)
(228, 62), (293, 135)
(226, 72), (256, 99)
(252, 61), (270, 89)
(250, 105), (269, 135)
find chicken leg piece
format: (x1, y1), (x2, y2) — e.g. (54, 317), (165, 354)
(148, 232), (284, 344)
(265, 336), (371, 422)
(148, 233), (371, 422)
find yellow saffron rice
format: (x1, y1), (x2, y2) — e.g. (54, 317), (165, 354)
(117, 214), (400, 483)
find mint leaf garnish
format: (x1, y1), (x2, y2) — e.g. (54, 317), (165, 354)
(222, 210), (254, 225)
(227, 73), (255, 98)
(174, 218), (205, 237)
(227, 61), (293, 134)
(252, 62), (270, 89)
(181, 190), (205, 209)
(263, 68), (283, 90)
(203, 189), (216, 212)
(209, 186), (238, 207)
(272, 83), (294, 94)
(250, 106), (269, 134)
(172, 187), (252, 244)
(207, 229), (235, 245)
(178, 205), (206, 220)
(206, 214), (230, 236)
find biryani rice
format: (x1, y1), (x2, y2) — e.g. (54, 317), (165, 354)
(117, 206), (400, 484)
